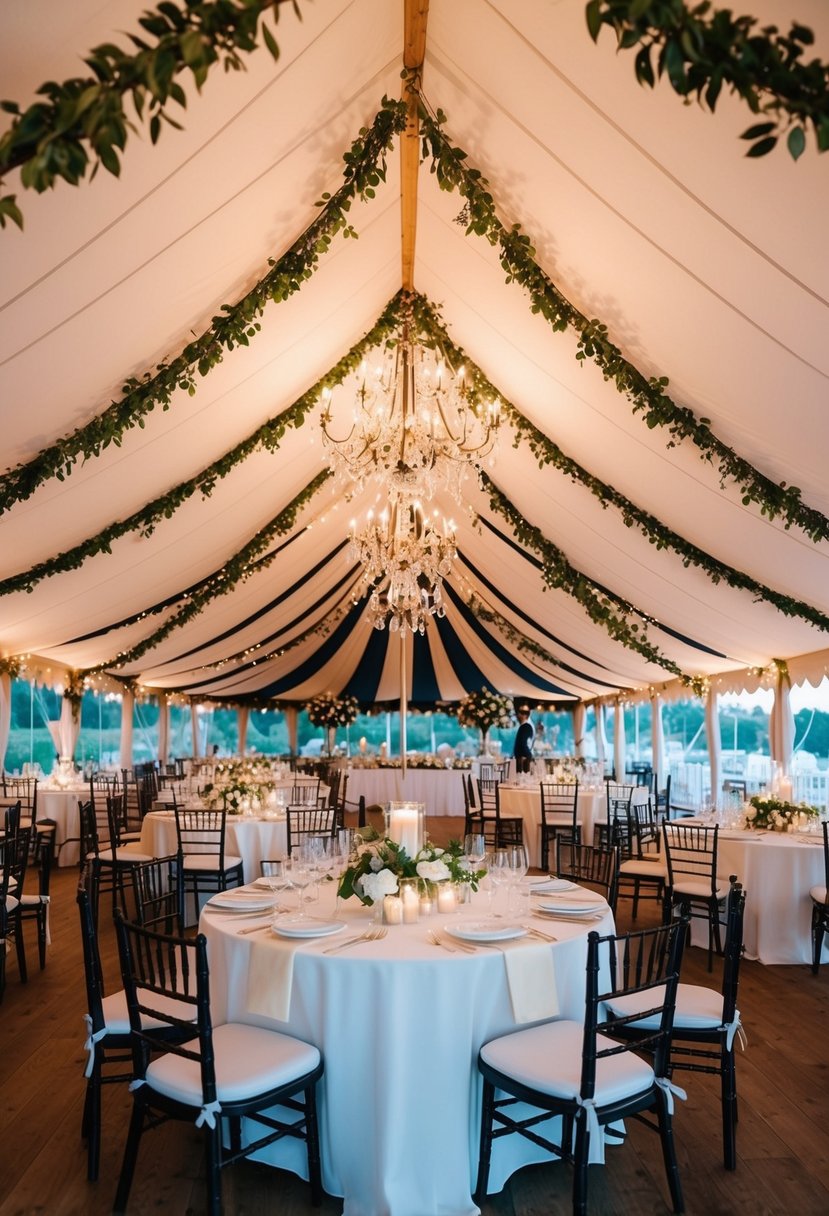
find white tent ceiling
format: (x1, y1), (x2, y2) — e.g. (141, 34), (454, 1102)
(2, 0), (829, 707)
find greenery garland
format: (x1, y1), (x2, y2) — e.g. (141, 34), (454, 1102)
(0, 0), (305, 228)
(480, 471), (707, 693)
(83, 469), (332, 677)
(0, 296), (406, 597)
(406, 294), (829, 635)
(585, 1), (829, 160)
(0, 97), (407, 514)
(417, 101), (829, 546)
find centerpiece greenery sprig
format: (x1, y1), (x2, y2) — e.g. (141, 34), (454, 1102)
(306, 693), (360, 728)
(744, 794), (821, 832)
(337, 830), (487, 907)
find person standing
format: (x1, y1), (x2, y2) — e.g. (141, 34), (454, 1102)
(513, 704), (534, 774)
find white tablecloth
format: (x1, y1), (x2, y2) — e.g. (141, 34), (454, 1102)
(346, 768), (468, 817)
(38, 787), (88, 867)
(200, 883), (614, 1216)
(497, 786), (649, 868)
(680, 822), (827, 965)
(140, 811), (288, 883)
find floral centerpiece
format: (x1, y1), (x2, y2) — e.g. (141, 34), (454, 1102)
(337, 829), (487, 906)
(201, 779), (269, 813)
(743, 795), (821, 832)
(306, 692), (360, 754)
(456, 689), (514, 754)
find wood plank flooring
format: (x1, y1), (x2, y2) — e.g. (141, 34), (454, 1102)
(1, 818), (827, 1215)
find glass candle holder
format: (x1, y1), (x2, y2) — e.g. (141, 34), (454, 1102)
(384, 802), (425, 859)
(399, 878), (420, 923)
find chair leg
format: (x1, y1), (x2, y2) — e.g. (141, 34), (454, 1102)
(812, 910), (825, 975)
(721, 1045), (738, 1170)
(656, 1086), (684, 1212)
(305, 1081), (323, 1206)
(572, 1107), (590, 1216)
(205, 1123), (222, 1216)
(114, 1095), (146, 1213)
(37, 907), (47, 969)
(14, 918), (28, 983)
(473, 1079), (496, 1205)
(84, 1066), (102, 1182)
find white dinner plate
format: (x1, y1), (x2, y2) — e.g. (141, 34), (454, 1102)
(273, 919), (346, 939)
(445, 921), (527, 943)
(253, 876), (288, 889)
(531, 879), (578, 894)
(207, 892), (275, 912)
(536, 901), (605, 918)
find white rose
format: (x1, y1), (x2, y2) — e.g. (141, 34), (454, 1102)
(360, 869), (399, 902)
(416, 859), (451, 882)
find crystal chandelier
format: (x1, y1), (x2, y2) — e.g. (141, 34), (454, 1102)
(348, 499), (457, 635)
(320, 332), (501, 505)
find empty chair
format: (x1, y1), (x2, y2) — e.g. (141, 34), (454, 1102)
(79, 797), (153, 924)
(18, 836), (53, 971)
(476, 779), (523, 849)
(478, 760), (510, 783)
(595, 782), (634, 850)
(173, 806), (243, 927)
(289, 778), (322, 806)
(129, 855), (180, 933)
(0, 826), (31, 998)
(113, 914), (324, 1216)
(474, 916), (688, 1216)
(810, 820), (829, 974)
(286, 804), (337, 855)
(654, 773), (672, 822)
(462, 773), (481, 836)
(555, 839), (619, 913)
(663, 822), (731, 971)
(617, 797), (667, 919)
(539, 780), (580, 869)
(607, 881), (747, 1170)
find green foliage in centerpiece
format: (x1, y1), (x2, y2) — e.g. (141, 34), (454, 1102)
(337, 829), (487, 906)
(744, 795), (820, 832)
(455, 690), (514, 732)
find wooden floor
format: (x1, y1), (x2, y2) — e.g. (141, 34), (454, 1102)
(1, 818), (828, 1216)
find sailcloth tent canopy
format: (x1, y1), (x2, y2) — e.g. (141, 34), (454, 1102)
(1, 0), (829, 709)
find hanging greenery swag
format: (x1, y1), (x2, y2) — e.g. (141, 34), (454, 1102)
(0, 295), (406, 598)
(416, 98), (829, 547)
(406, 294), (829, 635)
(585, 1), (829, 160)
(0, 0), (308, 229)
(0, 95), (406, 515)
(480, 471), (707, 695)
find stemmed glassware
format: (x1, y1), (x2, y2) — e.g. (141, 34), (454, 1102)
(261, 858), (292, 920)
(288, 847), (315, 921)
(505, 844), (529, 915)
(486, 848), (510, 915)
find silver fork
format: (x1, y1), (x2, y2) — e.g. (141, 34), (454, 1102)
(323, 926), (387, 954)
(429, 929), (475, 954)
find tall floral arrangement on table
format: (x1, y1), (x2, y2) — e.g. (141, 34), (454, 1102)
(456, 689), (514, 754)
(306, 692), (360, 753)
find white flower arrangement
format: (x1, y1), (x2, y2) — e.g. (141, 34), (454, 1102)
(338, 830), (486, 906)
(306, 692), (360, 728)
(456, 689), (514, 731)
(744, 795), (820, 832)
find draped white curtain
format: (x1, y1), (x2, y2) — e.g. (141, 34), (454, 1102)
(572, 703), (586, 759)
(769, 668), (795, 774)
(705, 687), (721, 805)
(650, 693), (666, 780)
(0, 672), (11, 772)
(157, 696), (169, 766)
(119, 689), (134, 769)
(613, 703), (626, 782)
(46, 696), (80, 760)
(594, 703), (606, 773)
(237, 706), (250, 756)
(284, 706), (299, 756)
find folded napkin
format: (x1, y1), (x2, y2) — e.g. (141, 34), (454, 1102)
(502, 941), (559, 1025)
(246, 933), (302, 1022)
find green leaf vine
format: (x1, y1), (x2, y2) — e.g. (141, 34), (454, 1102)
(416, 102), (829, 545)
(0, 294), (406, 597)
(585, 1), (829, 160)
(407, 293), (829, 635)
(480, 471), (707, 693)
(0, 96), (407, 514)
(0, 0), (305, 227)
(83, 468), (332, 678)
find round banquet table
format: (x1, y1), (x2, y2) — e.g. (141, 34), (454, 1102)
(139, 811), (288, 883)
(680, 820), (828, 965)
(37, 786), (88, 867)
(497, 785), (650, 868)
(200, 881), (615, 1216)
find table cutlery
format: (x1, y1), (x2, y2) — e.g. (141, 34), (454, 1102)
(237, 922), (273, 936)
(533, 911), (604, 925)
(522, 925), (558, 942)
(427, 929), (460, 953)
(323, 926), (387, 954)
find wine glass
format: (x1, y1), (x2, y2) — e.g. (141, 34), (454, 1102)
(289, 849), (314, 921)
(464, 833), (486, 870)
(486, 848), (510, 916)
(261, 858), (290, 919)
(506, 844), (529, 916)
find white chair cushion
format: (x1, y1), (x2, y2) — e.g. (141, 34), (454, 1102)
(146, 1022), (320, 1107)
(102, 987), (199, 1034)
(810, 884), (827, 905)
(5, 894), (19, 913)
(182, 855), (242, 872)
(620, 858), (667, 878)
(480, 1019), (653, 1106)
(605, 983), (726, 1033)
(670, 879), (730, 900)
(19, 893), (47, 907)
(98, 847), (154, 863)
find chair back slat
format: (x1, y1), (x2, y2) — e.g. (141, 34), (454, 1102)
(286, 805), (337, 855)
(555, 839), (619, 911)
(662, 822), (720, 896)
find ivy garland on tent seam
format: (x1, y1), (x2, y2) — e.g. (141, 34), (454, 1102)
(406, 294), (829, 635)
(586, 1), (829, 160)
(0, 295), (406, 597)
(0, 0), (307, 228)
(0, 96), (406, 515)
(416, 99), (829, 547)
